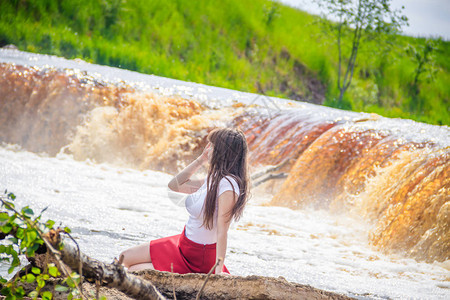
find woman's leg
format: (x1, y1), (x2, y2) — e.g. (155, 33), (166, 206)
(128, 262), (154, 272)
(119, 242), (154, 271)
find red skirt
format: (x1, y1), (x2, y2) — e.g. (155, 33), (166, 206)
(150, 229), (230, 274)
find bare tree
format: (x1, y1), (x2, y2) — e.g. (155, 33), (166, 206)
(316, 0), (408, 105)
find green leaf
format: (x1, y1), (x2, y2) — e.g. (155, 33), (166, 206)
(37, 277), (45, 289)
(28, 240), (40, 252)
(5, 294), (16, 300)
(26, 230), (37, 243)
(45, 220), (55, 229)
(71, 273), (80, 284)
(31, 267), (41, 275)
(8, 237), (18, 244)
(15, 227), (24, 239)
(22, 207), (34, 218)
(11, 256), (20, 268)
(4, 245), (13, 255)
(57, 242), (64, 251)
(1, 286), (11, 296)
(64, 227), (71, 234)
(7, 265), (16, 274)
(26, 248), (35, 257)
(11, 251), (19, 261)
(48, 266), (59, 277)
(64, 277), (75, 288)
(1, 223), (13, 234)
(41, 291), (53, 300)
(7, 193), (16, 200)
(28, 291), (38, 298)
(3, 201), (14, 209)
(25, 273), (36, 283)
(8, 215), (16, 223)
(0, 212), (8, 222)
(55, 285), (69, 292)
(15, 286), (25, 297)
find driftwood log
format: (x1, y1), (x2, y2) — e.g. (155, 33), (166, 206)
(26, 232), (352, 300)
(135, 270), (353, 300)
(251, 160), (290, 181)
(252, 172), (288, 187)
(251, 161), (290, 187)
(11, 265), (353, 300)
(3, 229), (353, 299)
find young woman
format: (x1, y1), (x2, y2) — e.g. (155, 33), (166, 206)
(119, 128), (249, 274)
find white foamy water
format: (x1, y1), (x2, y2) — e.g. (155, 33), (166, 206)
(0, 49), (449, 299)
(1, 146), (449, 299)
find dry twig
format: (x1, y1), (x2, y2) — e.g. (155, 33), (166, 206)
(195, 258), (222, 300)
(171, 263), (177, 300)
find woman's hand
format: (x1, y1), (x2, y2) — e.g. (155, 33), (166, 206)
(198, 142), (212, 164)
(168, 142), (211, 193)
(215, 269), (231, 276)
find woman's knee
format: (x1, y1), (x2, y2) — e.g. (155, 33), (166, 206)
(119, 249), (131, 267)
(119, 243), (151, 268)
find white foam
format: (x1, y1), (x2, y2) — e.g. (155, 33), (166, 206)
(1, 146), (448, 299)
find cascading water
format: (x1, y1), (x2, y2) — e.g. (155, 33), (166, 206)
(270, 119), (448, 261)
(0, 49), (449, 299)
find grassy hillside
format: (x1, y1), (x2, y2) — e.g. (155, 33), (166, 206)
(0, 0), (448, 125)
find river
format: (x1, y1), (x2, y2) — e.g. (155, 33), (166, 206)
(0, 49), (449, 299)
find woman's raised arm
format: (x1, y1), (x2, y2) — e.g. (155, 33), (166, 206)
(168, 143), (211, 193)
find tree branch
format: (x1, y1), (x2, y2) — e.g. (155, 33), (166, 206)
(253, 173), (288, 187)
(251, 159), (290, 181)
(337, 14), (343, 90)
(42, 231), (166, 300)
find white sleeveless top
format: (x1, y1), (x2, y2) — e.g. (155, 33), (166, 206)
(184, 176), (240, 244)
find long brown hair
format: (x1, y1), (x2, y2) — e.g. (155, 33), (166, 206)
(202, 128), (249, 230)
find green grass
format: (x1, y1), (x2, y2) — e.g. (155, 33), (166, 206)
(0, 0), (448, 125)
